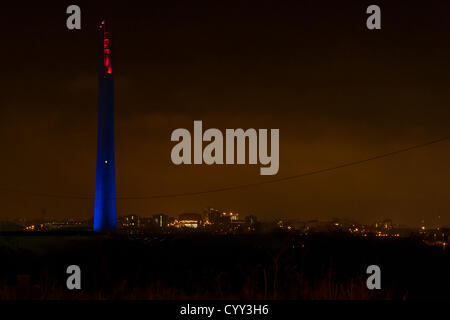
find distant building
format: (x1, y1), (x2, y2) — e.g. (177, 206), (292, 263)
(119, 215), (140, 229)
(175, 213), (203, 228)
(374, 219), (392, 230)
(152, 214), (168, 228)
(206, 208), (239, 226)
(245, 215), (258, 226)
(207, 208), (222, 224)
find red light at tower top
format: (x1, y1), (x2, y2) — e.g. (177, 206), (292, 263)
(104, 36), (112, 74)
(101, 21), (112, 75)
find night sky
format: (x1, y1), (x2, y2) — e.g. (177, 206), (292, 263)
(1, 0), (450, 226)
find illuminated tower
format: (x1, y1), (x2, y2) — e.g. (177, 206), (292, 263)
(93, 20), (117, 232)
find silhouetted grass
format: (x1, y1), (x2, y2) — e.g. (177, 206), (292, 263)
(0, 232), (446, 300)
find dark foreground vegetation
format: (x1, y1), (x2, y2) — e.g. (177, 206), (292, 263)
(0, 232), (449, 299)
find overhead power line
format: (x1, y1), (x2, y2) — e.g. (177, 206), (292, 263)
(0, 136), (449, 200)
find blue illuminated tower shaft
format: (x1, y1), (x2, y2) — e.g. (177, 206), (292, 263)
(94, 21), (117, 232)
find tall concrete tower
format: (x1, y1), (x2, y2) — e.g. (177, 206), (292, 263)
(94, 20), (117, 232)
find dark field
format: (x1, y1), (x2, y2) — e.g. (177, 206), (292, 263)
(0, 232), (449, 300)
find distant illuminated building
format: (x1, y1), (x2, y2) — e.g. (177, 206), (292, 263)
(207, 208), (221, 224)
(226, 212), (239, 221)
(121, 215), (140, 228)
(174, 213), (203, 228)
(153, 214), (168, 228)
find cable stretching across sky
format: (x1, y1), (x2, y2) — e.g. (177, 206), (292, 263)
(0, 136), (449, 200)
